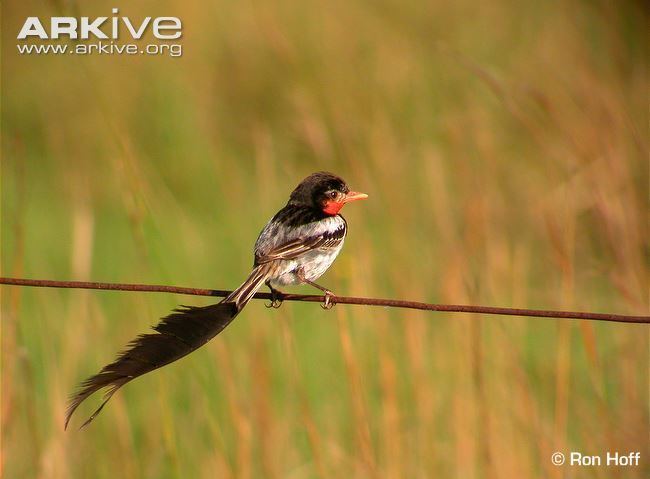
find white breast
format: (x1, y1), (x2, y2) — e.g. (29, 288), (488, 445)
(268, 215), (347, 287)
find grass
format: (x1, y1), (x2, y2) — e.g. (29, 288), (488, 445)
(2, 0), (648, 477)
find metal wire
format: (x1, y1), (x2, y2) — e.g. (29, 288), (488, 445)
(1, 277), (647, 324)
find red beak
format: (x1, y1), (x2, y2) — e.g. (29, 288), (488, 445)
(342, 191), (368, 203)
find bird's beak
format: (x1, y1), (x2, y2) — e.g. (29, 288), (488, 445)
(342, 191), (368, 203)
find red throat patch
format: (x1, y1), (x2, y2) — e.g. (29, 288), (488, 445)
(322, 200), (344, 215)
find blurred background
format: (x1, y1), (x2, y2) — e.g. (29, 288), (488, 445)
(2, 0), (648, 477)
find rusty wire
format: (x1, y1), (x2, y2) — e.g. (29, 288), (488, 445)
(1, 277), (647, 324)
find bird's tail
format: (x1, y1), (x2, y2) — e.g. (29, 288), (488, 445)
(65, 264), (273, 430)
(225, 263), (275, 310)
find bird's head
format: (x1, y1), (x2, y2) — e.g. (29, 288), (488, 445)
(289, 172), (368, 215)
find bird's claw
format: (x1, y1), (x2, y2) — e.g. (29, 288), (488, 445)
(321, 291), (336, 310)
(265, 298), (283, 309)
(265, 289), (284, 309)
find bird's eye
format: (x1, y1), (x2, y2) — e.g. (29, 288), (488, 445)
(328, 191), (338, 199)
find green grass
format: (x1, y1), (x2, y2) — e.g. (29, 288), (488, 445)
(2, 0), (648, 477)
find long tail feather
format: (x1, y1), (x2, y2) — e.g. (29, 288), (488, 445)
(225, 264), (274, 308)
(65, 264), (273, 429)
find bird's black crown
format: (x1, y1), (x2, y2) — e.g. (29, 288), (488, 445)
(288, 171), (350, 209)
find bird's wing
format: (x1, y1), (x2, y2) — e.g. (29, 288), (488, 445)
(255, 225), (346, 264)
(256, 235), (327, 262)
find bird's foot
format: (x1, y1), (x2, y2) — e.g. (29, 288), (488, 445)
(265, 287), (284, 309)
(266, 298), (283, 309)
(321, 290), (336, 310)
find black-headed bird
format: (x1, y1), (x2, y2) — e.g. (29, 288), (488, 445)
(66, 171), (367, 428)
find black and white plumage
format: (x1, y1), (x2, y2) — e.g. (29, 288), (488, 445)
(65, 171), (367, 429)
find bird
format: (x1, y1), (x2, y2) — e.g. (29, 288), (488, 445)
(65, 171), (368, 429)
